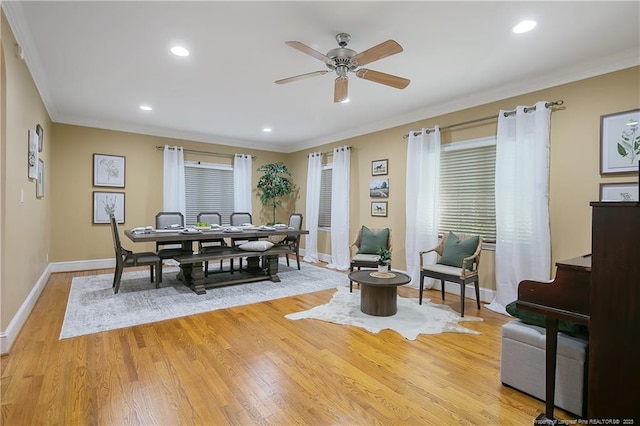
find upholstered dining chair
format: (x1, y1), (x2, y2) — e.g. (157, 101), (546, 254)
(282, 212), (303, 270)
(419, 231), (483, 317)
(349, 226), (392, 292)
(155, 211), (185, 282)
(229, 212), (253, 271)
(110, 215), (161, 294)
(196, 212), (227, 275)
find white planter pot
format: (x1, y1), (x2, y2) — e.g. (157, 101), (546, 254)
(378, 264), (388, 273)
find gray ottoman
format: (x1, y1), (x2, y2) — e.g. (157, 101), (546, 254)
(501, 319), (588, 417)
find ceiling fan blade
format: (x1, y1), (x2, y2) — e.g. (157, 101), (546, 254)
(285, 41), (333, 64)
(350, 40), (403, 66)
(275, 70), (329, 85)
(334, 77), (349, 103)
(355, 69), (410, 89)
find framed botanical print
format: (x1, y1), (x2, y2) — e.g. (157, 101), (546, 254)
(600, 109), (640, 174)
(599, 182), (639, 202)
(93, 154), (126, 187)
(28, 129), (38, 179)
(36, 159), (44, 199)
(36, 124), (44, 152)
(93, 191), (125, 223)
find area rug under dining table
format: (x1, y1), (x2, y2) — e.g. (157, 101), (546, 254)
(60, 261), (347, 339)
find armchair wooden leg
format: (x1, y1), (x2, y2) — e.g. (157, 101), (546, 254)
(460, 282), (466, 317)
(158, 262), (163, 283)
(350, 264), (354, 292)
(419, 273), (424, 305)
(474, 282), (481, 309)
(441, 280), (446, 300)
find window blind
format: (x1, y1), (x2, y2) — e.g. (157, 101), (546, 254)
(439, 140), (496, 241)
(318, 166), (333, 228)
(184, 163), (234, 226)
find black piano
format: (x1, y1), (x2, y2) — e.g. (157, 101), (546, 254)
(516, 202), (640, 422)
(517, 256), (590, 421)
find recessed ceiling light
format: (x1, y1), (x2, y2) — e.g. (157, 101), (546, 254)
(139, 105), (152, 111)
(170, 46), (190, 57)
(512, 20), (537, 34)
(262, 127), (272, 133)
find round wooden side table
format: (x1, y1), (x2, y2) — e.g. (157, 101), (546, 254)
(347, 270), (411, 316)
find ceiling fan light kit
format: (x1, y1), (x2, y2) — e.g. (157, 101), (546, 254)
(276, 33), (411, 103)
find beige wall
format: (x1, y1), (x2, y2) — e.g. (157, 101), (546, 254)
(2, 3), (638, 347)
(288, 66), (640, 291)
(50, 124), (289, 260)
(1, 9), (52, 330)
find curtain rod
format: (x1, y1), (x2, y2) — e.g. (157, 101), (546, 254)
(403, 100), (564, 138)
(155, 146), (255, 159)
(307, 145), (353, 158)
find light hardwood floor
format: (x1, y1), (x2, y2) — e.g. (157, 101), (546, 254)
(1, 262), (575, 425)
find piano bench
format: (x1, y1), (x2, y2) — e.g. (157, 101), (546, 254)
(500, 319), (588, 418)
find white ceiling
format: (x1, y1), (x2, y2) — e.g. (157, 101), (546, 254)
(4, 1), (639, 153)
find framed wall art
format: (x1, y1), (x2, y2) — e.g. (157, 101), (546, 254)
(371, 201), (388, 217)
(600, 109), (640, 174)
(93, 153), (126, 187)
(36, 159), (44, 199)
(599, 182), (639, 202)
(93, 191), (125, 224)
(28, 129), (39, 179)
(369, 177), (389, 198)
(36, 124), (44, 152)
(371, 159), (388, 176)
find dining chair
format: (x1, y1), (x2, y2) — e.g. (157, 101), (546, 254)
(282, 213), (303, 270)
(229, 212), (253, 271)
(196, 212), (227, 275)
(110, 215), (161, 294)
(349, 226), (392, 292)
(155, 211), (185, 282)
(419, 231), (482, 317)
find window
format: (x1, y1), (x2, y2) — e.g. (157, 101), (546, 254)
(184, 162), (234, 225)
(439, 137), (496, 241)
(318, 164), (333, 228)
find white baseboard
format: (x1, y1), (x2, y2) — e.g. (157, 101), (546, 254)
(1, 258), (115, 354)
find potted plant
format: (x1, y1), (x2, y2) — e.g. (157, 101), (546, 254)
(377, 247), (392, 272)
(256, 162), (296, 224)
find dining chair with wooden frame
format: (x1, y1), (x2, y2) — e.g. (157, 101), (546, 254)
(110, 215), (161, 294)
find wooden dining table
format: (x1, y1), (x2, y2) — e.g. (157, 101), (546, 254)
(124, 226), (308, 293)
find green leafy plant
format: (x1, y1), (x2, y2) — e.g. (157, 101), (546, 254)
(256, 162), (296, 224)
(377, 247), (392, 266)
(617, 122), (640, 164)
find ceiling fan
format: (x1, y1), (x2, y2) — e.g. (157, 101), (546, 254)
(275, 33), (410, 103)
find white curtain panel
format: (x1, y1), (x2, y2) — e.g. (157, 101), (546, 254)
(405, 128), (441, 287)
(327, 146), (350, 270)
(162, 145), (186, 216)
(303, 152), (323, 263)
(233, 154), (252, 213)
(487, 101), (552, 315)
